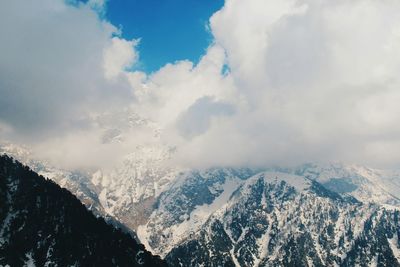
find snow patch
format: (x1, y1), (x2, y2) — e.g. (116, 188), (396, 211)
(136, 224), (154, 254)
(169, 177), (243, 248)
(24, 252), (36, 267)
(262, 172), (311, 192)
(388, 233), (400, 262)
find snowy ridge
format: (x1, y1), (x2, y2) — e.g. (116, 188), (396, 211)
(93, 144), (182, 229)
(137, 168), (256, 256)
(0, 110), (182, 230)
(0, 142), (109, 222)
(293, 163), (400, 209)
(165, 172), (400, 266)
(253, 172), (311, 192)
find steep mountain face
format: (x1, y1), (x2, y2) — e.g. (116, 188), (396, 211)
(92, 145), (180, 230)
(0, 111), (181, 232)
(0, 155), (166, 267)
(137, 168), (257, 256)
(164, 172), (400, 266)
(0, 142), (106, 218)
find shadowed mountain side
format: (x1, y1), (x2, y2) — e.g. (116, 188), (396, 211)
(0, 154), (167, 267)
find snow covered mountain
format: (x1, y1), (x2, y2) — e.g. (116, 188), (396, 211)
(131, 166), (400, 266)
(0, 155), (166, 266)
(164, 172), (400, 266)
(92, 145), (180, 229)
(293, 163), (400, 209)
(2, 122), (400, 266)
(0, 110), (180, 232)
(0, 142), (108, 221)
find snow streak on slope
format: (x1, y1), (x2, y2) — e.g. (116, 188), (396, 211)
(137, 170), (249, 255)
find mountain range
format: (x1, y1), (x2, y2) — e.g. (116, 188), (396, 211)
(0, 154), (166, 267)
(2, 111), (400, 266)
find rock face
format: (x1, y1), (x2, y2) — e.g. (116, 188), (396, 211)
(0, 155), (166, 267)
(163, 172), (400, 266)
(0, 141), (183, 235)
(92, 145), (180, 230)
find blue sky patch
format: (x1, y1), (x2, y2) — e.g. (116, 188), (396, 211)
(103, 0), (224, 73)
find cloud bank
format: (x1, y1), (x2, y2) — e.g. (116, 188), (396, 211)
(0, 0), (136, 139)
(1, 0), (400, 169)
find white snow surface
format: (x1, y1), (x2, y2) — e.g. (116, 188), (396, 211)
(388, 233), (400, 261)
(262, 172), (311, 191)
(94, 145), (181, 217)
(138, 170), (315, 257)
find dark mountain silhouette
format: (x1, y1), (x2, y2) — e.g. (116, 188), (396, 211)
(0, 154), (167, 267)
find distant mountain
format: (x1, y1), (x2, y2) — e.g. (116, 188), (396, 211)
(0, 155), (166, 267)
(292, 163), (400, 208)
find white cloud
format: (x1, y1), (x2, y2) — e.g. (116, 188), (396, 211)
(0, 0), (140, 168)
(87, 0), (107, 13)
(133, 0), (400, 168)
(103, 37), (139, 80)
(129, 44), (240, 129)
(0, 0), (135, 139)
(2, 0), (400, 169)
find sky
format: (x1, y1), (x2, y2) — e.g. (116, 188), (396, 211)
(105, 0), (224, 72)
(1, 0), (400, 170)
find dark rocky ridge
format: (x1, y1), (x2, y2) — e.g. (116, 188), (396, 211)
(165, 174), (400, 266)
(0, 154), (167, 267)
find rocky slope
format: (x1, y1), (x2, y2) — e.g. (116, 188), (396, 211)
(0, 155), (166, 267)
(164, 172), (400, 266)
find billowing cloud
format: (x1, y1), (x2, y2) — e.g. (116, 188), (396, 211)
(176, 96), (235, 139)
(2, 0), (400, 170)
(103, 37), (139, 80)
(135, 0), (400, 168)
(0, 0), (135, 141)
